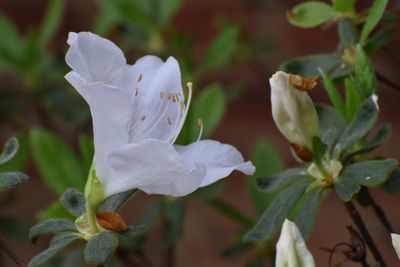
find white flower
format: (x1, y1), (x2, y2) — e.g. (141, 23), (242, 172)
(270, 71), (319, 152)
(276, 219), (316, 267)
(391, 233), (400, 260)
(65, 32), (255, 198)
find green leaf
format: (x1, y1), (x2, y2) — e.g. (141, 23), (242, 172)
(364, 27), (396, 54)
(202, 24), (239, 71)
(93, 0), (118, 36)
(0, 137), (18, 165)
(312, 137), (326, 162)
(290, 187), (324, 239)
(338, 17), (359, 48)
(336, 97), (378, 153)
(333, 0), (356, 12)
(0, 13), (23, 67)
(29, 218), (75, 243)
(207, 198), (254, 228)
(84, 231), (119, 265)
(99, 189), (137, 212)
(316, 104), (346, 148)
(0, 133), (29, 172)
(0, 215), (31, 240)
(244, 181), (308, 241)
(256, 168), (307, 192)
(280, 54), (341, 77)
(28, 232), (80, 267)
(0, 172), (29, 191)
(78, 134), (94, 174)
(334, 175), (361, 201)
(60, 188), (86, 217)
(163, 199), (185, 247)
(38, 202), (75, 221)
(247, 140), (284, 214)
(156, 0), (182, 27)
(354, 45), (377, 99)
(360, 0), (388, 44)
(222, 241), (252, 258)
(120, 225), (149, 237)
(319, 69), (347, 119)
(30, 128), (85, 195)
(344, 78), (363, 121)
(287, 1), (336, 28)
(342, 159), (398, 187)
(381, 170), (400, 194)
(38, 0), (64, 49)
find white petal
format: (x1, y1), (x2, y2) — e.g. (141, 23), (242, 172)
(65, 71), (90, 102)
(276, 219), (316, 267)
(65, 32), (135, 91)
(106, 139), (206, 197)
(83, 82), (132, 182)
(174, 140), (255, 187)
(391, 233), (400, 260)
(129, 56), (185, 142)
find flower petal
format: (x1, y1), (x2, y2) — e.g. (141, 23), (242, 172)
(276, 219), (316, 267)
(392, 233), (400, 260)
(174, 140), (255, 187)
(106, 139), (206, 197)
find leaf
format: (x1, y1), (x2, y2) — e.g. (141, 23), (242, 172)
(38, 202), (75, 221)
(333, 0), (356, 12)
(0, 133), (29, 172)
(280, 54), (341, 77)
(381, 170), (400, 194)
(99, 189), (137, 212)
(222, 241), (253, 258)
(156, 0), (182, 27)
(120, 225), (149, 237)
(30, 128), (85, 195)
(316, 104), (346, 148)
(287, 1), (336, 28)
(247, 140), (284, 214)
(29, 218), (76, 243)
(207, 198), (254, 228)
(0, 215), (31, 240)
(38, 0), (65, 49)
(28, 232), (80, 267)
(202, 24), (239, 71)
(256, 168), (307, 192)
(360, 0), (388, 44)
(0, 137), (19, 165)
(60, 188), (86, 217)
(342, 159), (398, 187)
(354, 45), (377, 99)
(84, 231), (119, 265)
(364, 27), (396, 54)
(312, 137), (326, 162)
(244, 181), (308, 241)
(344, 78), (363, 121)
(336, 97), (378, 153)
(334, 175), (361, 202)
(290, 187), (324, 239)
(338, 17), (359, 48)
(78, 134), (94, 174)
(163, 199), (185, 247)
(0, 172), (29, 191)
(319, 69), (347, 119)
(0, 13), (23, 66)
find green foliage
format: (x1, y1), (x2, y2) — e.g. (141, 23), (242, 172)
(333, 0), (356, 13)
(354, 45), (377, 99)
(360, 0), (388, 44)
(38, 0), (65, 50)
(381, 170), (400, 194)
(287, 1), (336, 28)
(338, 17), (359, 49)
(121, 225), (149, 237)
(280, 54), (342, 77)
(334, 175), (361, 202)
(316, 104), (346, 148)
(162, 198), (185, 247)
(319, 69), (347, 120)
(29, 218), (76, 243)
(365, 27), (396, 54)
(99, 190), (137, 212)
(207, 198), (254, 228)
(60, 188), (86, 217)
(344, 78), (362, 121)
(84, 231), (118, 265)
(0, 172), (29, 192)
(0, 137), (18, 164)
(256, 168), (306, 192)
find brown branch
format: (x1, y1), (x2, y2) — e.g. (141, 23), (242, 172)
(364, 189), (395, 234)
(0, 236), (25, 267)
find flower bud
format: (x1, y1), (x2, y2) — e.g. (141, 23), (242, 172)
(276, 219), (316, 267)
(391, 233), (400, 260)
(270, 71), (320, 155)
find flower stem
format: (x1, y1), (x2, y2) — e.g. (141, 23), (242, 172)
(344, 201), (387, 267)
(364, 188), (394, 234)
(0, 235), (25, 267)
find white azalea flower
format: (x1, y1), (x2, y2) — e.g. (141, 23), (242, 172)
(269, 71), (319, 152)
(391, 233), (400, 260)
(276, 219), (316, 267)
(65, 32), (255, 198)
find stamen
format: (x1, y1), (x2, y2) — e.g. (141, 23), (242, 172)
(160, 92), (165, 99)
(138, 74), (143, 82)
(141, 115), (146, 121)
(170, 82), (193, 144)
(196, 118), (204, 142)
(135, 88), (139, 96)
(167, 116), (172, 126)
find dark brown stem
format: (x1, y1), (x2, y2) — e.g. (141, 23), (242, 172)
(376, 71), (400, 93)
(0, 236), (25, 267)
(165, 246), (174, 267)
(344, 201), (387, 267)
(364, 189), (395, 234)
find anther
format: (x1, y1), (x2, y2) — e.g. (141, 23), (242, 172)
(167, 116), (172, 126)
(135, 88), (139, 96)
(138, 74), (143, 82)
(141, 115), (146, 121)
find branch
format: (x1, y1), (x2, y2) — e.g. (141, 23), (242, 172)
(364, 188), (395, 234)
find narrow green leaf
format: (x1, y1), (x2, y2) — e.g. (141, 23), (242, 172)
(156, 0), (182, 27)
(319, 69), (347, 119)
(38, 0), (64, 49)
(60, 188), (86, 217)
(84, 231), (119, 265)
(256, 168), (307, 192)
(344, 77), (363, 121)
(287, 1), (336, 28)
(0, 172), (29, 191)
(0, 137), (18, 165)
(360, 0), (388, 44)
(333, 0), (356, 12)
(30, 128), (85, 195)
(202, 24), (239, 71)
(93, 0), (118, 36)
(244, 181), (308, 241)
(0, 13), (23, 65)
(207, 198), (254, 228)
(28, 232), (80, 267)
(120, 225), (149, 237)
(336, 96), (378, 152)
(364, 27), (396, 54)
(342, 159), (398, 187)
(222, 241), (253, 258)
(334, 175), (361, 202)
(354, 45), (377, 99)
(338, 17), (359, 48)
(316, 104), (346, 148)
(29, 218), (75, 243)
(37, 202), (75, 221)
(162, 199), (185, 247)
(280, 54), (341, 77)
(312, 137), (326, 162)
(99, 189), (137, 212)
(0, 133), (29, 172)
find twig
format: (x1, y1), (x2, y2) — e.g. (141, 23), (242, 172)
(0, 236), (25, 267)
(344, 201), (387, 267)
(376, 71), (400, 93)
(364, 189), (395, 234)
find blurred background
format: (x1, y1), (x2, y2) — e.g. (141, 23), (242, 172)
(1, 0), (400, 266)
